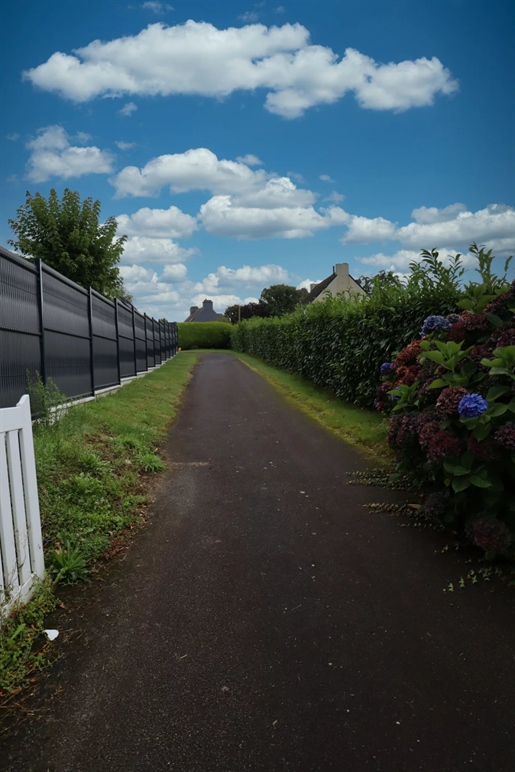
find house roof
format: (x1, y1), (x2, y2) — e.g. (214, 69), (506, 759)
(184, 299), (227, 322)
(302, 272), (336, 303)
(303, 270), (366, 304)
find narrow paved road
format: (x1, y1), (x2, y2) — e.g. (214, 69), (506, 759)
(3, 353), (515, 771)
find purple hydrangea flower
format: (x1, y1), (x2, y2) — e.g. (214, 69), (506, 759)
(458, 393), (489, 418)
(420, 315), (452, 336)
(466, 518), (511, 555)
(494, 422), (515, 451)
(446, 313), (462, 325)
(380, 362), (393, 375)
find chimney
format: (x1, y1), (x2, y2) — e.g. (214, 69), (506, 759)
(189, 306), (198, 316)
(203, 299), (214, 309)
(335, 263), (349, 280)
(310, 283), (318, 293)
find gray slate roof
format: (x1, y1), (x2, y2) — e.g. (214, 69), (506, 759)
(185, 299), (227, 322)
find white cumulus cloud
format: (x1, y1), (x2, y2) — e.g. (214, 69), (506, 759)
(216, 264), (289, 285)
(238, 11), (260, 23)
(24, 21), (458, 118)
(26, 125), (113, 182)
(115, 140), (136, 150)
(235, 177), (316, 209)
(110, 147), (269, 198)
(297, 278), (321, 291)
(120, 261), (292, 321)
(121, 236), (198, 265)
(324, 191), (345, 203)
(161, 263), (187, 281)
(199, 196), (348, 239)
(120, 264), (181, 311)
(410, 203), (468, 224)
(357, 247), (474, 272)
(118, 102), (138, 117)
(341, 203), (515, 255)
(116, 205), (198, 239)
(141, 2), (174, 13)
(341, 214), (396, 243)
(236, 154), (263, 166)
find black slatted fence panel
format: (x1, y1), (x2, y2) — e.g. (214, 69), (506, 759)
(0, 249), (41, 409)
(91, 291), (118, 390)
(0, 246), (175, 409)
(117, 303), (136, 378)
(154, 320), (162, 366)
(42, 266), (91, 399)
(134, 311), (147, 373)
(146, 316), (155, 369)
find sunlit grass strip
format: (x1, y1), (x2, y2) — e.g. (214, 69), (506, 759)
(230, 351), (390, 461)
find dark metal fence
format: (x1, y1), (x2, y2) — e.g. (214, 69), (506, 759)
(0, 246), (178, 409)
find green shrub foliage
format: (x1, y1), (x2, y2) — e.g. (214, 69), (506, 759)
(377, 275), (514, 557)
(232, 249), (466, 406)
(178, 322), (233, 350)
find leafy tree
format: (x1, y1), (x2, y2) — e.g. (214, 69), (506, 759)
(259, 284), (308, 317)
(8, 188), (127, 299)
(356, 270), (404, 295)
(224, 301), (270, 324)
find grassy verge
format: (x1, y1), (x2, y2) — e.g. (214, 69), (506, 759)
(229, 351), (390, 461)
(1, 353), (200, 702)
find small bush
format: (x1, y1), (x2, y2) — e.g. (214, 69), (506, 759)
(178, 321), (233, 350)
(26, 371), (66, 426)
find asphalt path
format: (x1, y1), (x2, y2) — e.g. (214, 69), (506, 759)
(2, 353), (515, 771)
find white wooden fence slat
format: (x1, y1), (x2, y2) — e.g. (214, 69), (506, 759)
(6, 430), (32, 588)
(17, 396), (45, 577)
(0, 433), (20, 598)
(0, 395), (45, 617)
(0, 405), (26, 433)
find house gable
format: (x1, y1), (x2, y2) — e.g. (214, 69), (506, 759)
(304, 263), (366, 303)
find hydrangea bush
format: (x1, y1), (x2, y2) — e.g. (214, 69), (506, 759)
(377, 264), (515, 558)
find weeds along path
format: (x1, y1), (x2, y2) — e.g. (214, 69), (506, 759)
(3, 353), (515, 772)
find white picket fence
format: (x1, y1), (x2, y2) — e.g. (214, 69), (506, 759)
(0, 395), (45, 616)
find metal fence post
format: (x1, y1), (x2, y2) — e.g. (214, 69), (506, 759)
(114, 298), (122, 385)
(88, 287), (95, 395)
(35, 259), (47, 385)
(132, 306), (137, 375)
(144, 314), (149, 370)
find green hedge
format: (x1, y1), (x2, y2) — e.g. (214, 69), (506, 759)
(231, 247), (512, 408)
(231, 253), (464, 407)
(178, 322), (233, 350)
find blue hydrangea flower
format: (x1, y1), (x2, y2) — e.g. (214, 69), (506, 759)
(420, 315), (452, 336)
(446, 313), (461, 325)
(458, 393), (489, 418)
(380, 362), (393, 375)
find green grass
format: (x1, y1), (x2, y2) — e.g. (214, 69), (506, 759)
(230, 351), (391, 461)
(32, 353), (200, 568)
(1, 353), (200, 701)
(0, 580), (57, 703)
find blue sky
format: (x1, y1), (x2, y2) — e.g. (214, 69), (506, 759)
(1, 0), (514, 321)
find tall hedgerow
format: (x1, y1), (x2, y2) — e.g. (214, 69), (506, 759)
(178, 321), (233, 350)
(232, 249), (465, 406)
